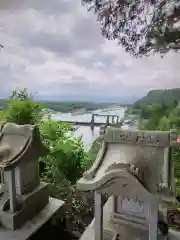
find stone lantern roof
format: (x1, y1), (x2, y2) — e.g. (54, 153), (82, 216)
(77, 126), (177, 200)
(0, 122), (48, 170)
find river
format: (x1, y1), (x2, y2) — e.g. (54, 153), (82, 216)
(50, 107), (133, 150)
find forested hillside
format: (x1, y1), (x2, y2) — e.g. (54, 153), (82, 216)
(134, 88), (180, 106)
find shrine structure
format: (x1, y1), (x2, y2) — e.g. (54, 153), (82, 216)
(0, 122), (64, 240)
(77, 126), (179, 240)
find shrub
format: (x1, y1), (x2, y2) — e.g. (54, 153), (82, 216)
(2, 88), (42, 124)
(40, 118), (87, 185)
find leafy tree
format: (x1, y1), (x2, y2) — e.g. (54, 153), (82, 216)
(40, 118), (87, 185)
(158, 116), (171, 130)
(82, 0), (180, 56)
(2, 88), (42, 125)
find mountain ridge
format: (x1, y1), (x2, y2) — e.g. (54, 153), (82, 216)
(135, 88), (180, 106)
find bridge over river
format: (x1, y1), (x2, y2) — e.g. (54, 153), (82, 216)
(57, 113), (121, 128)
(50, 107), (136, 150)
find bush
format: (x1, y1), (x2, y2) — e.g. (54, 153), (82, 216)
(40, 118), (87, 185)
(2, 89), (42, 124)
(82, 136), (102, 170)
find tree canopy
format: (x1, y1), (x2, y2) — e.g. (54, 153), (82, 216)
(82, 0), (180, 57)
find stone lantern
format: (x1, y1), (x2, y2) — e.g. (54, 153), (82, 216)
(77, 127), (178, 240)
(0, 122), (49, 230)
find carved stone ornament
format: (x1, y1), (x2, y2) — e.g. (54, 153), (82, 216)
(104, 127), (175, 147)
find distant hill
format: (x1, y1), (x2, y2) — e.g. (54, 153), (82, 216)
(135, 88), (180, 106)
(0, 99), (115, 113)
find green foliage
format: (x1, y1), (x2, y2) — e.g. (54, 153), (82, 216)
(81, 136), (102, 171)
(0, 110), (4, 121)
(1, 89), (42, 125)
(40, 118), (87, 185)
(158, 116), (171, 131)
(41, 101), (112, 113)
(82, 0), (180, 56)
(135, 88), (180, 106)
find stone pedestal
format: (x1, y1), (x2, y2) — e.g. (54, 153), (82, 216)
(0, 197), (64, 240)
(0, 182), (49, 230)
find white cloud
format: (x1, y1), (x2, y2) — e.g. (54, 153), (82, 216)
(0, 0), (179, 101)
(93, 61), (105, 68)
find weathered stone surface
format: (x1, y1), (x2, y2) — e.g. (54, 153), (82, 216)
(77, 127), (178, 240)
(0, 123), (50, 230)
(0, 197), (64, 240)
(80, 197), (180, 240)
(0, 123), (48, 169)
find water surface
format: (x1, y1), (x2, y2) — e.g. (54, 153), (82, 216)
(51, 107), (126, 150)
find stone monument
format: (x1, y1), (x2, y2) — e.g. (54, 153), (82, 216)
(77, 126), (179, 240)
(0, 122), (64, 239)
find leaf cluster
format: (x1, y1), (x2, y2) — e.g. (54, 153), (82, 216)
(82, 0), (180, 56)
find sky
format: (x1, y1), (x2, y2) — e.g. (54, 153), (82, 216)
(0, 0), (179, 103)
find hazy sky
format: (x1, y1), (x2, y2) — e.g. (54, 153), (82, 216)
(0, 0), (179, 101)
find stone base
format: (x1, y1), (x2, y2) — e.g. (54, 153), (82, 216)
(0, 197), (64, 240)
(80, 197), (180, 240)
(0, 182), (49, 230)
